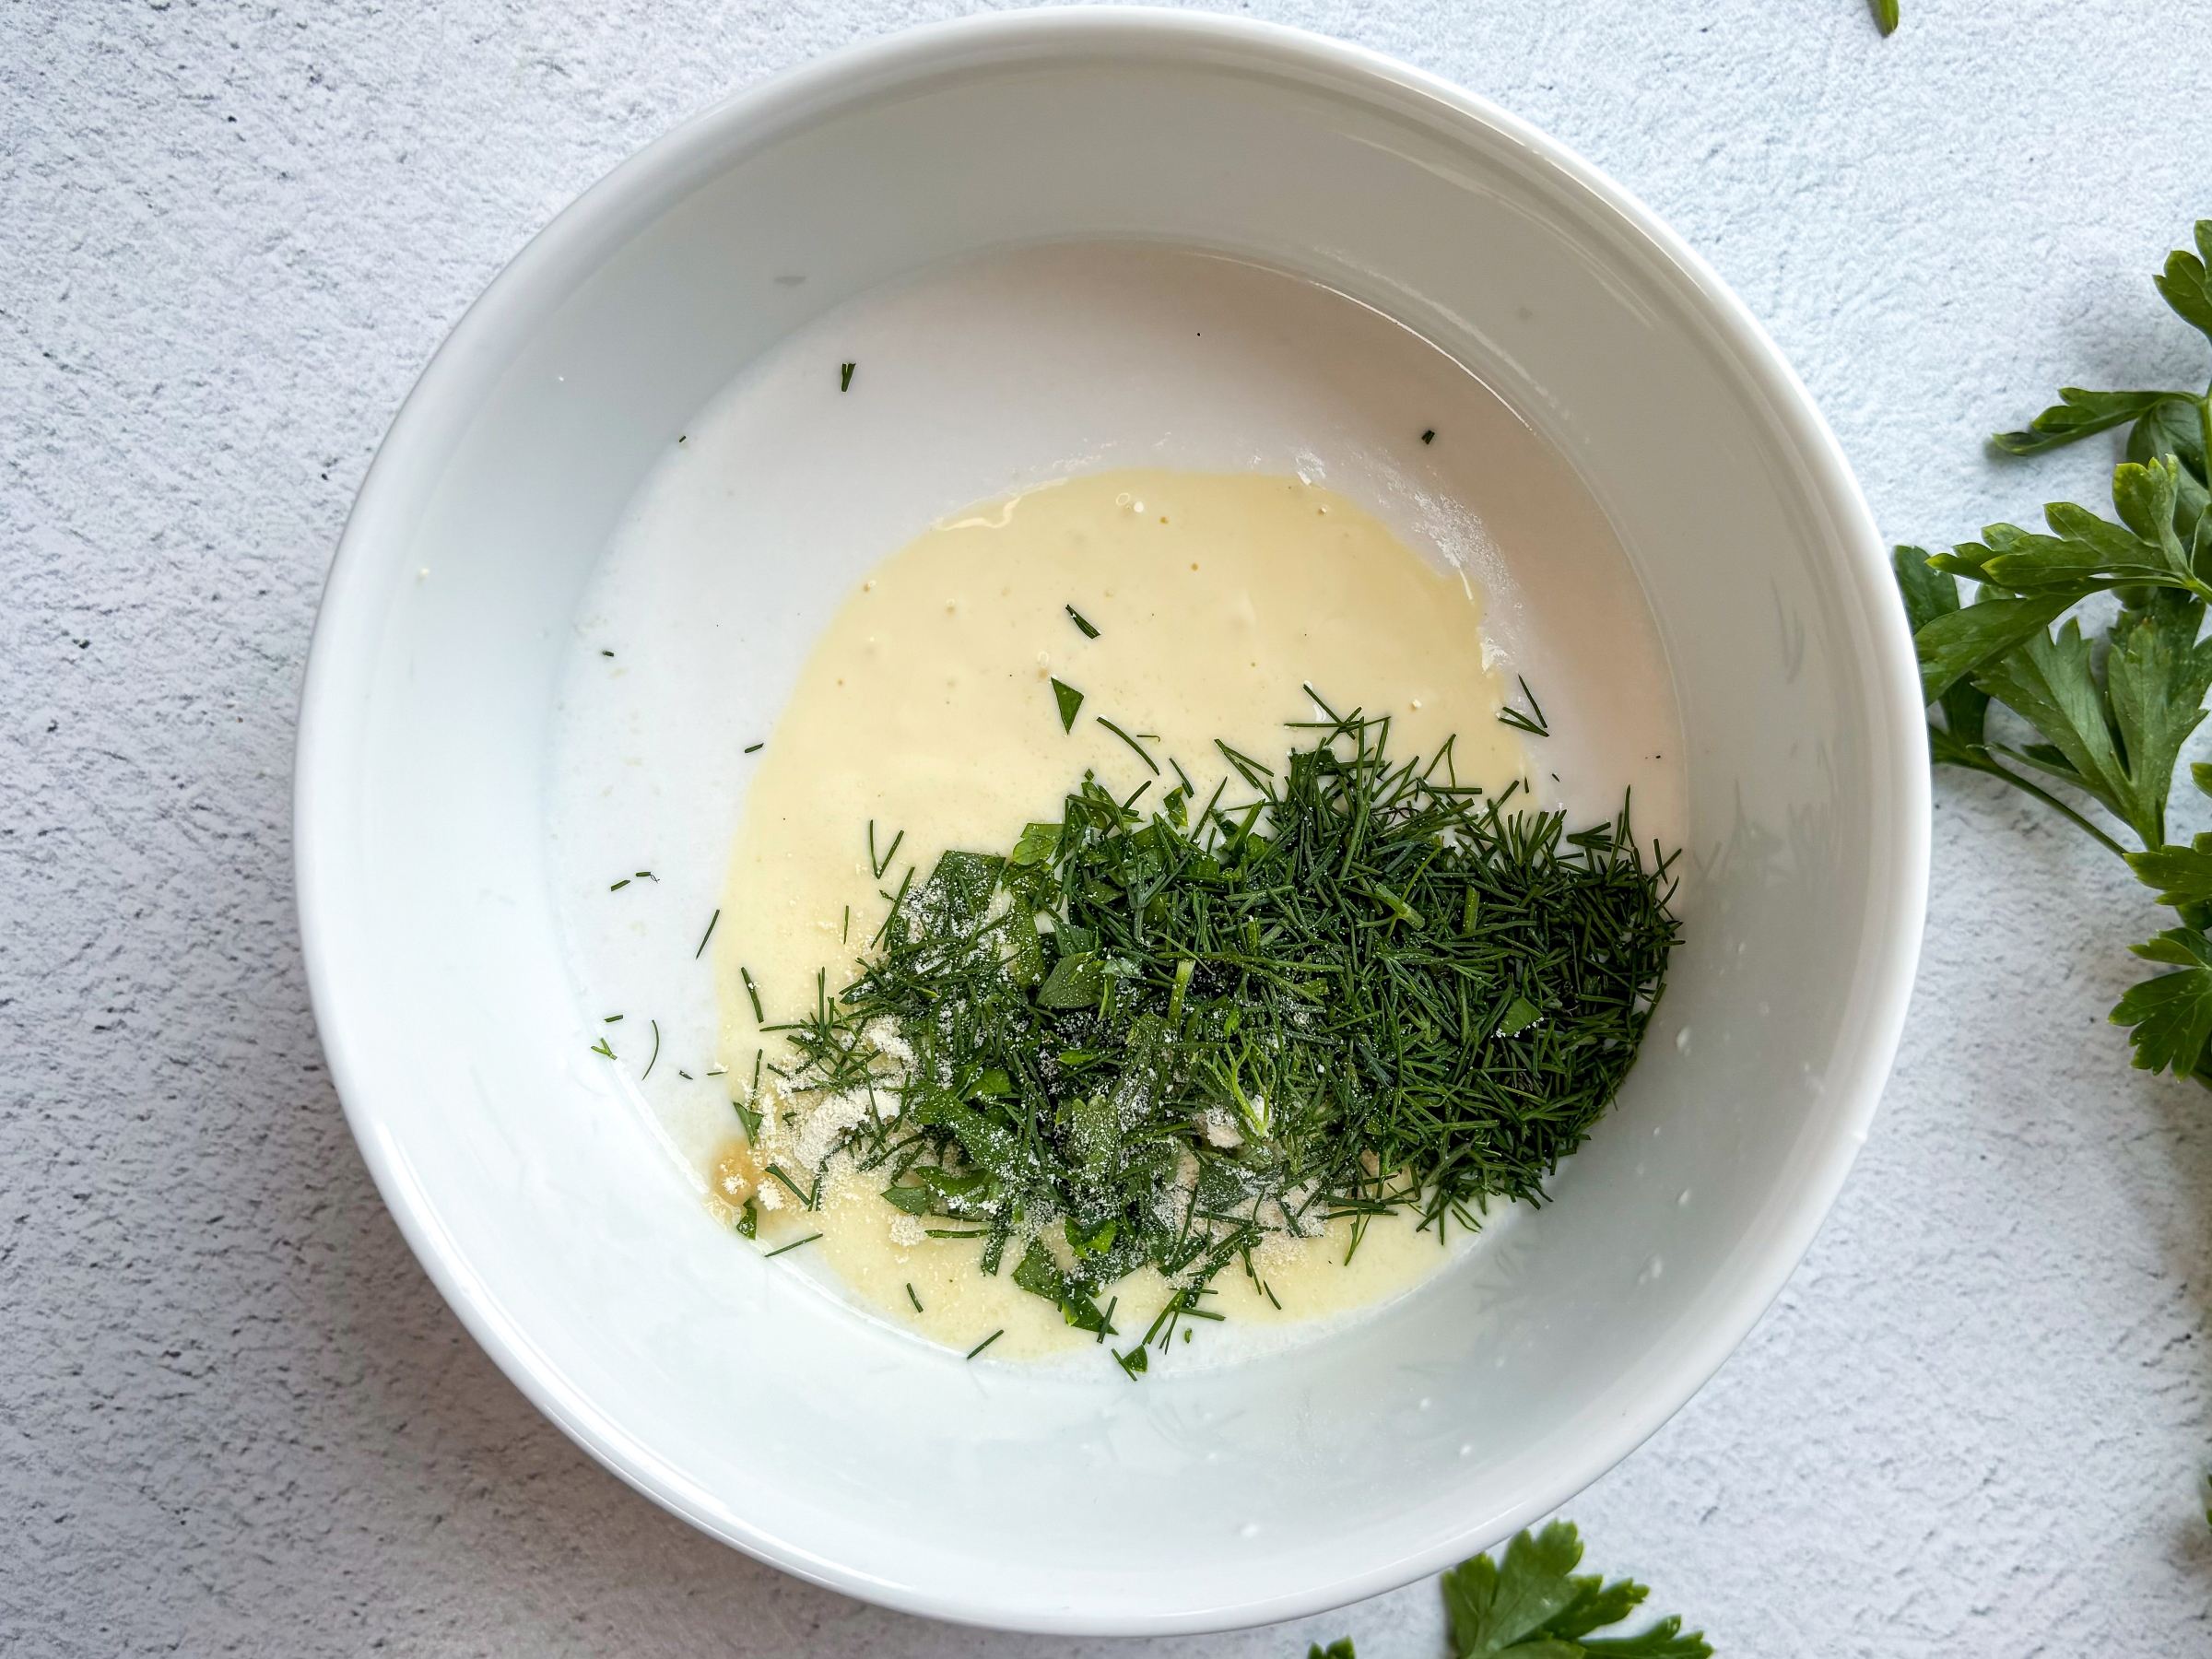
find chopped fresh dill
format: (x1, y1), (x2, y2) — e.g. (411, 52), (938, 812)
(842, 905), (851, 944)
(608, 878), (629, 891)
(1066, 605), (1101, 639)
(869, 821), (906, 880)
(907, 1282), (924, 1312)
(765, 1163), (818, 1209)
(741, 966), (764, 1023)
(1051, 677), (1084, 733)
(762, 1231), (822, 1259)
(965, 1329), (1004, 1359)
(839, 361), (854, 392)
(1498, 676), (1548, 738)
(694, 909), (720, 959)
(600, 649), (614, 658)
(1095, 716), (1160, 774)
(744, 741), (764, 754)
(603, 1014), (623, 1023)
(1421, 429), (1436, 444)
(677, 1069), (693, 1080)
(589, 1037), (616, 1060)
(763, 700), (1678, 1371)
(641, 1018), (661, 1079)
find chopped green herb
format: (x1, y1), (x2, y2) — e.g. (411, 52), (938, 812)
(965, 1329), (1004, 1359)
(1051, 677), (1085, 733)
(869, 820), (906, 881)
(695, 909), (720, 959)
(771, 700), (1677, 1371)
(741, 966), (763, 1023)
(1421, 429), (1436, 444)
(840, 361), (854, 392)
(744, 741), (764, 755)
(1498, 676), (1548, 738)
(1095, 716), (1160, 774)
(677, 1069), (693, 1080)
(765, 1163), (818, 1209)
(735, 1199), (758, 1238)
(604, 1014), (623, 1023)
(641, 1018), (661, 1079)
(590, 1037), (616, 1060)
(906, 1282), (924, 1312)
(762, 1231), (822, 1259)
(1066, 605), (1101, 639)
(600, 649), (614, 658)
(609, 878), (629, 891)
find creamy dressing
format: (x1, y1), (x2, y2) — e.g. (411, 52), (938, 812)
(545, 241), (1686, 1372)
(714, 468), (1525, 1356)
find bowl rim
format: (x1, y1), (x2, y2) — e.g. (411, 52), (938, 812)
(295, 6), (1929, 1633)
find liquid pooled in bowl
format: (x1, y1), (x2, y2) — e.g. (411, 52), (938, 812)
(713, 469), (1677, 1366)
(546, 241), (1689, 1374)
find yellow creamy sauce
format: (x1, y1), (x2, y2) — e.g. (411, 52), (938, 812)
(711, 468), (1525, 1359)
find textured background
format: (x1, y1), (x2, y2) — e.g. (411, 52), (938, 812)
(6, 1), (2212, 1653)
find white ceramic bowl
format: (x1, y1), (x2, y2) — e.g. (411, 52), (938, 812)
(296, 9), (1926, 1635)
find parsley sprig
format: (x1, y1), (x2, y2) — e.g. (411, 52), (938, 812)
(1310, 1521), (1712, 1658)
(1893, 218), (2212, 1083)
(762, 701), (1678, 1359)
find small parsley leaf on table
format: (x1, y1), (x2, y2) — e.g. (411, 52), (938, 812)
(1307, 1522), (1709, 1659)
(1994, 389), (2198, 455)
(1442, 1523), (1710, 1658)
(2154, 221), (2212, 342)
(2113, 926), (2212, 1077)
(2127, 831), (2212, 907)
(1971, 593), (2212, 851)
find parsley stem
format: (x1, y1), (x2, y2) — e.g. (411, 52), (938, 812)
(1958, 750), (2129, 858)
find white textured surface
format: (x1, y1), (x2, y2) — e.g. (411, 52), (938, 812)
(5, 2), (2211, 1653)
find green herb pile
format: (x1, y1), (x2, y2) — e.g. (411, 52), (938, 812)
(765, 700), (1678, 1368)
(1893, 218), (2212, 1084)
(1310, 1520), (1712, 1658)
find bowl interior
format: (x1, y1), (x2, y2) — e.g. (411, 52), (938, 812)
(296, 14), (1924, 1634)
